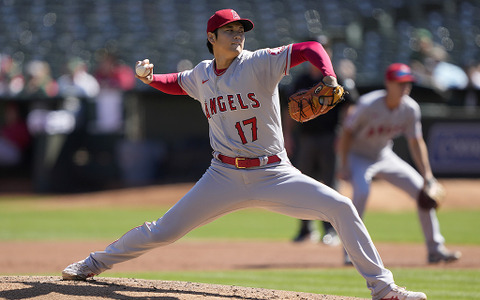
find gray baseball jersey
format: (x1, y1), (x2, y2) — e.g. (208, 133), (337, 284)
(179, 46), (291, 158)
(344, 89), (422, 160)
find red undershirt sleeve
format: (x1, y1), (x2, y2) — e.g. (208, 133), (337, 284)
(290, 41), (336, 78)
(149, 73), (188, 95)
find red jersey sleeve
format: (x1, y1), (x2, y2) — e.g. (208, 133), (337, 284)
(291, 41), (336, 78)
(149, 73), (188, 95)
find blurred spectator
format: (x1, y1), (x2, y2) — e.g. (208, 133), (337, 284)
(337, 58), (360, 101)
(409, 28), (468, 100)
(464, 61), (480, 107)
(0, 54), (24, 97)
(58, 57), (100, 99)
(284, 37), (357, 246)
(431, 54), (469, 93)
(409, 28), (445, 88)
(468, 62), (480, 89)
(92, 51), (135, 133)
(20, 60), (58, 98)
(0, 102), (31, 166)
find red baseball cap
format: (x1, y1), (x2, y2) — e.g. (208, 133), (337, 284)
(207, 9), (254, 33)
(385, 63), (415, 82)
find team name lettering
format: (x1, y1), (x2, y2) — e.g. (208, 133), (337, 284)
(366, 124), (406, 138)
(217, 96), (226, 112)
(204, 93), (261, 119)
(237, 94), (248, 109)
(248, 93), (260, 108)
(209, 98), (217, 115)
(227, 95), (237, 111)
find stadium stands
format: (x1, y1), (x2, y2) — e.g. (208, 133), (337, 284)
(1, 0), (479, 88)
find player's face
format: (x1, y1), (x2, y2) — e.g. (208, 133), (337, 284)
(210, 22), (245, 59)
(386, 81), (412, 98)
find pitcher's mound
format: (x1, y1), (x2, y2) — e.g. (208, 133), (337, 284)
(0, 276), (368, 299)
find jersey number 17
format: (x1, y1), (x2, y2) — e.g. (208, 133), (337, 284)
(235, 117), (258, 144)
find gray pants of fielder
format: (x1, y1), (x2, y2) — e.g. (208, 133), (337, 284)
(348, 148), (445, 254)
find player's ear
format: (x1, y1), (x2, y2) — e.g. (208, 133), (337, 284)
(207, 32), (216, 44)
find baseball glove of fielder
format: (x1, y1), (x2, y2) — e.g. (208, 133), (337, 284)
(417, 178), (446, 210)
(288, 80), (346, 123)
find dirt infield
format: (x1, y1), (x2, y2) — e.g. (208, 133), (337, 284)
(0, 276), (368, 300)
(1, 179), (479, 299)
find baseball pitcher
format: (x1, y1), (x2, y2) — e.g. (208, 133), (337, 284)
(62, 10), (427, 300)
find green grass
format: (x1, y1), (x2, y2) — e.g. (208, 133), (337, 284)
(363, 210), (480, 245)
(0, 198), (479, 243)
(2, 196), (480, 299)
(0, 205), (300, 241)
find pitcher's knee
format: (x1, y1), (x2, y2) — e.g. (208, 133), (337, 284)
(330, 196), (358, 216)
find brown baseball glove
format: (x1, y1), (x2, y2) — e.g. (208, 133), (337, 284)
(288, 80), (346, 123)
(417, 178), (446, 210)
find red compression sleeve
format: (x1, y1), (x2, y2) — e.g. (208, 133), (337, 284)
(291, 41), (336, 77)
(149, 73), (187, 95)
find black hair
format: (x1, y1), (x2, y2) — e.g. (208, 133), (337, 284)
(206, 29), (218, 55)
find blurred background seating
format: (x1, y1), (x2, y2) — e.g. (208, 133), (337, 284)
(1, 0), (479, 193)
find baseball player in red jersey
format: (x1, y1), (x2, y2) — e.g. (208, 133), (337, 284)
(62, 9), (427, 300)
(338, 63), (461, 265)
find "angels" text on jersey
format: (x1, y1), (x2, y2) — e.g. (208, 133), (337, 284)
(203, 93), (260, 119)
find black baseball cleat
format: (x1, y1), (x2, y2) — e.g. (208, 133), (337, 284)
(428, 247), (461, 264)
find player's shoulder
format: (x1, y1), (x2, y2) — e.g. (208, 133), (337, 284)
(234, 50), (254, 62)
(402, 94), (419, 106)
(236, 48), (283, 65)
(196, 59), (214, 69)
(182, 59), (213, 75)
(179, 59), (214, 87)
(247, 45), (291, 58)
(357, 89), (386, 106)
(401, 94), (421, 112)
